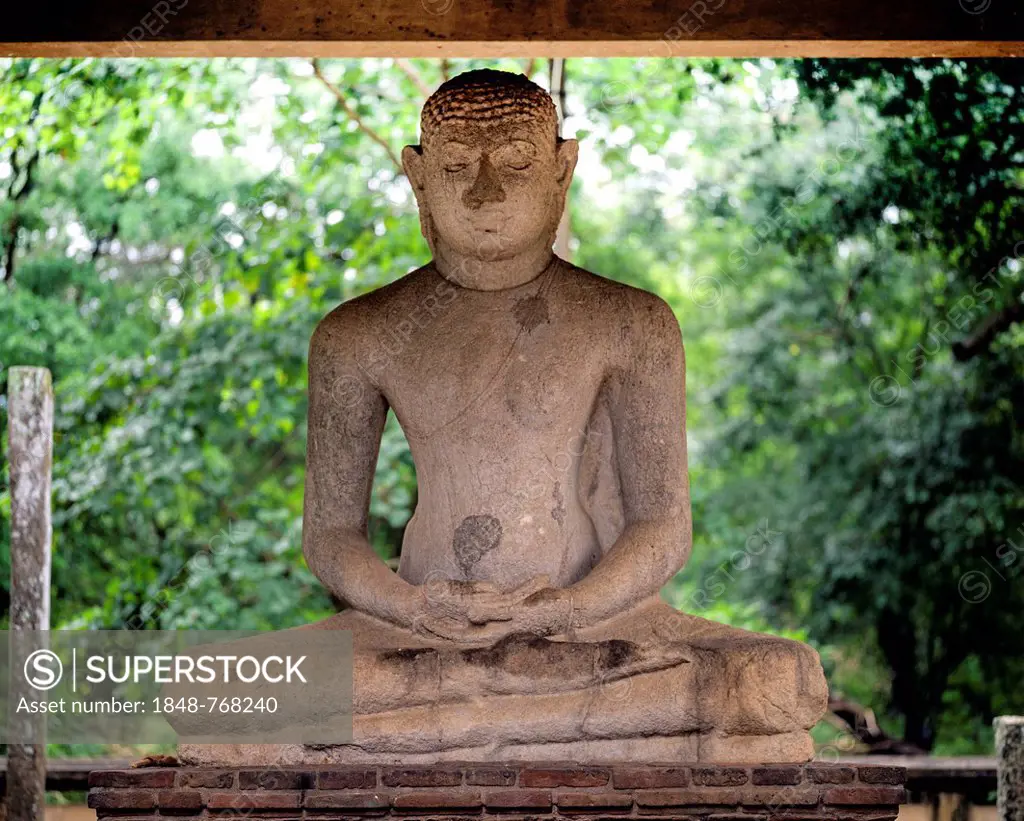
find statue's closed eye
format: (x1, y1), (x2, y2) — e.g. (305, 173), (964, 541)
(445, 163), (469, 173)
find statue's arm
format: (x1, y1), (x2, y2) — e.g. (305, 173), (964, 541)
(564, 293), (692, 627)
(302, 310), (421, 629)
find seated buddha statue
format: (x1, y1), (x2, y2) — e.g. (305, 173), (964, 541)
(179, 68), (826, 766)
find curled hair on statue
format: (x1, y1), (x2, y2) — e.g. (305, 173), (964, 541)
(419, 68), (560, 149)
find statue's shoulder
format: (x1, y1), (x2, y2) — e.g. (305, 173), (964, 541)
(559, 261), (681, 340)
(311, 265), (435, 350)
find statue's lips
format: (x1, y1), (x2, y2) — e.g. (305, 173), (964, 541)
(467, 210), (509, 232)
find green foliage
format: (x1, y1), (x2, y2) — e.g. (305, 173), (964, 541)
(1, 57), (1020, 757)
(676, 58), (1024, 751)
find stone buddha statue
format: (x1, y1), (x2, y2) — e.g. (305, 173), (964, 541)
(181, 68), (826, 766)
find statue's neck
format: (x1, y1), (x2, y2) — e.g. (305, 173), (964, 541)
(432, 241), (557, 291)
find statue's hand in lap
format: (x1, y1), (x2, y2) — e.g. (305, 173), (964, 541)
(412, 575), (574, 646)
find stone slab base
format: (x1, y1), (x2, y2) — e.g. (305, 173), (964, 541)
(178, 731), (814, 766)
(88, 761), (906, 819)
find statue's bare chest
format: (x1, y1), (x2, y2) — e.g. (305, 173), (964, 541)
(376, 286), (607, 441)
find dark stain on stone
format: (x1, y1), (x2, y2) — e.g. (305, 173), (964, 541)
(513, 294), (549, 333)
(453, 514), (502, 577)
(597, 639), (638, 670)
(462, 632), (571, 678)
(551, 480), (565, 524)
(378, 647), (438, 663)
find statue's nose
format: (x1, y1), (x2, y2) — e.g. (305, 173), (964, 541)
(462, 155), (506, 209)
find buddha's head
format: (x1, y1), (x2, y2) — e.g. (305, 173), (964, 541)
(402, 68), (579, 267)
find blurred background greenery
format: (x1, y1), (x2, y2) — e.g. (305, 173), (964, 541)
(0, 56), (1022, 760)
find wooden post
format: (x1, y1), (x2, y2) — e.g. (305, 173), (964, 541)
(996, 716), (1024, 821)
(6, 367), (54, 821)
(549, 57), (572, 262)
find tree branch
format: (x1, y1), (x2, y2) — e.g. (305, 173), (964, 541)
(310, 59), (404, 176)
(1, 148), (40, 287)
(395, 58), (432, 99)
(952, 298), (1024, 361)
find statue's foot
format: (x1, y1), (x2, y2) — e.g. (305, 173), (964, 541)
(451, 631), (690, 696)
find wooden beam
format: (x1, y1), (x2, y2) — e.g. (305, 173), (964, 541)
(2, 40), (1021, 58)
(6, 367), (54, 821)
(0, 0), (1022, 57)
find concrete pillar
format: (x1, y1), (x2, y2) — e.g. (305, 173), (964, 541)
(996, 716), (1024, 821)
(6, 366), (54, 821)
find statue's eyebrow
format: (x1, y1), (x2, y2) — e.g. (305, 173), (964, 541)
(502, 135), (537, 147)
(440, 140), (474, 152)
(492, 138), (537, 153)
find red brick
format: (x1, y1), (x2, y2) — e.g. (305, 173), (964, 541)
(708, 815), (769, 821)
(90, 816), (159, 821)
(304, 790), (391, 810)
(635, 788), (743, 808)
(90, 770), (176, 788)
(206, 790), (302, 809)
(557, 791), (634, 811)
(156, 789), (204, 812)
(382, 766), (463, 787)
(857, 767), (906, 785)
(521, 767), (610, 787)
(836, 813), (899, 821)
(634, 786), (821, 809)
(317, 768), (378, 789)
(484, 789), (553, 809)
(391, 789), (483, 810)
(742, 787), (822, 807)
(466, 766), (518, 786)
(239, 768), (308, 790)
(824, 786), (905, 805)
(766, 813), (837, 819)
(693, 768), (750, 786)
(613, 766), (690, 789)
(806, 766), (856, 785)
(88, 789), (157, 810)
(752, 767), (803, 786)
(176, 769), (236, 789)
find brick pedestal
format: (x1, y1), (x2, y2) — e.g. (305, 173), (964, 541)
(88, 761), (906, 819)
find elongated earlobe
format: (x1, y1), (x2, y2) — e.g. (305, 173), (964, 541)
(555, 138), (580, 191)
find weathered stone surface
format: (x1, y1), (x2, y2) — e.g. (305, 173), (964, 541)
(175, 69), (827, 767)
(996, 717), (1024, 821)
(7, 367), (53, 821)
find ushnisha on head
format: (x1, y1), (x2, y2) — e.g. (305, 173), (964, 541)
(402, 69), (579, 282)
